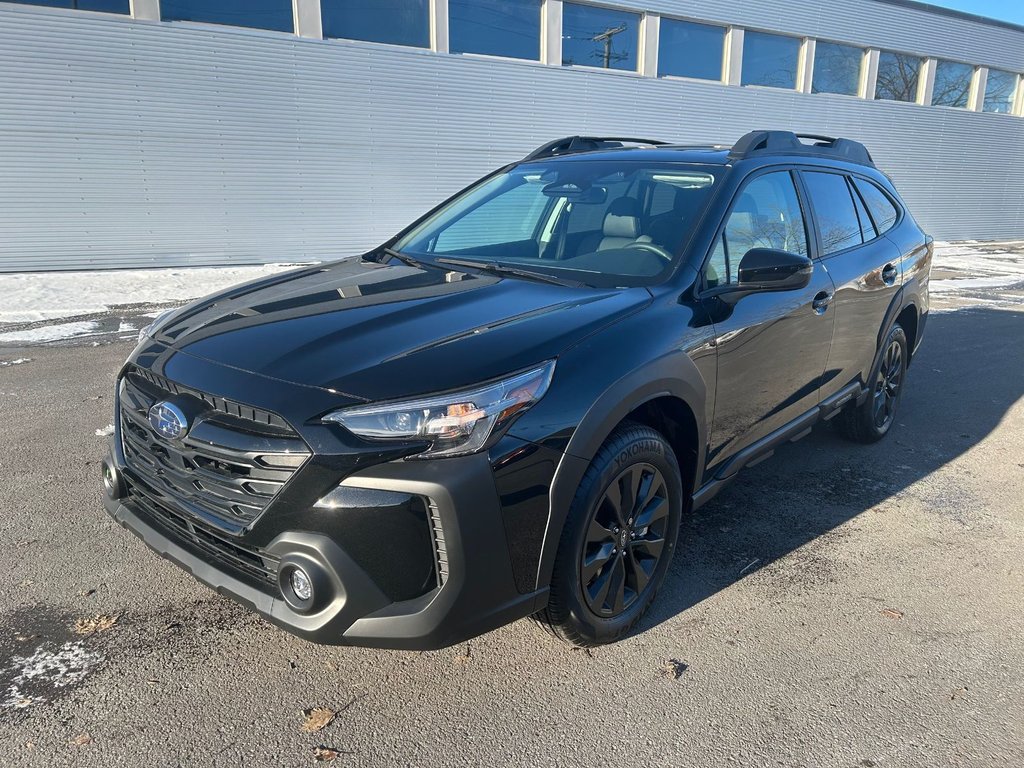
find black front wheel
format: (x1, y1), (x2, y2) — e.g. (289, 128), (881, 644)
(836, 323), (909, 443)
(536, 422), (683, 647)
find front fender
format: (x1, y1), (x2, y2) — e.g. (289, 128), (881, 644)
(533, 350), (708, 591)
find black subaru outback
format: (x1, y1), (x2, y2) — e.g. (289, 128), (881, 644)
(102, 130), (931, 649)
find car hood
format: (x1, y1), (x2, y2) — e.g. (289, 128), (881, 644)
(153, 258), (651, 401)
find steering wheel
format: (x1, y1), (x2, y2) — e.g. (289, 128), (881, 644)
(624, 241), (674, 262)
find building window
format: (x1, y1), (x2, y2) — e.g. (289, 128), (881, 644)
(321, 1), (429, 48)
(561, 2), (639, 71)
(983, 69), (1018, 113)
(812, 42), (862, 96)
(930, 60), (974, 108)
(3, 0), (129, 12)
(161, 0), (294, 32)
(875, 51), (921, 102)
(657, 19), (725, 81)
(741, 31), (800, 89)
(450, 0), (541, 61)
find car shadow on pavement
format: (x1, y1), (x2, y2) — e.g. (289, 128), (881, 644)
(641, 306), (1024, 634)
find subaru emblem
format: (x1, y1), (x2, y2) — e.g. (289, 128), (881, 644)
(148, 401), (189, 441)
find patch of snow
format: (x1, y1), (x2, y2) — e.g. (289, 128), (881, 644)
(0, 263), (303, 324)
(0, 321), (100, 345)
(95, 424), (114, 437)
(0, 358), (32, 367)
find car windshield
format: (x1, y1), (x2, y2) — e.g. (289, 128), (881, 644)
(392, 160), (720, 287)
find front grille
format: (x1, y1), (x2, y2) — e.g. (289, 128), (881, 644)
(126, 478), (280, 587)
(118, 366), (310, 533)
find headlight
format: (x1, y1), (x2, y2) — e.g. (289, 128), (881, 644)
(138, 308), (175, 344)
(323, 361), (555, 458)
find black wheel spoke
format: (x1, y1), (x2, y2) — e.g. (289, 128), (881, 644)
(587, 517), (615, 545)
(633, 495), (667, 530)
(588, 562), (615, 609)
(631, 536), (665, 561)
(610, 556), (626, 614)
(581, 543), (614, 582)
(627, 549), (651, 593)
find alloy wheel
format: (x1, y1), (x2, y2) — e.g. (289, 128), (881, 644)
(580, 462), (670, 617)
(873, 339), (904, 429)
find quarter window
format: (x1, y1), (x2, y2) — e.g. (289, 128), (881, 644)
(657, 19), (726, 81)
(561, 3), (639, 71)
(741, 31), (800, 89)
(875, 51), (921, 102)
(851, 178), (900, 235)
(450, 0), (542, 61)
(931, 60), (974, 108)
(802, 172), (863, 255)
(812, 42), (863, 96)
(707, 171), (807, 286)
(321, 0), (430, 48)
(983, 69), (1018, 114)
(160, 0), (294, 32)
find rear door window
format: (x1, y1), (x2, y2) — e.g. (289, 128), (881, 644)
(851, 178), (900, 235)
(802, 171), (864, 255)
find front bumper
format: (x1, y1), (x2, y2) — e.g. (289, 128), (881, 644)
(103, 445), (549, 650)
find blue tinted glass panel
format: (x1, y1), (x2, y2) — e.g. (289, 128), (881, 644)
(657, 19), (725, 81)
(449, 0), (541, 60)
(322, 0), (429, 47)
(931, 60), (973, 107)
(812, 42), (862, 95)
(984, 69), (1018, 113)
(4, 0), (129, 12)
(161, 0), (294, 33)
(741, 31), (799, 89)
(561, 2), (639, 72)
(875, 51), (920, 102)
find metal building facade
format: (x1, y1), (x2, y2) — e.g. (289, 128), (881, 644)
(0, 0), (1022, 272)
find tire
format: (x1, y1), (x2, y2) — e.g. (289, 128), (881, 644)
(835, 323), (908, 444)
(536, 422), (683, 647)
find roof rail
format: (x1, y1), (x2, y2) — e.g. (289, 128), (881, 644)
(728, 130), (875, 167)
(523, 136), (668, 161)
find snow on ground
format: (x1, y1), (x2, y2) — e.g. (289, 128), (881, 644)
(0, 321), (103, 345)
(0, 263), (300, 324)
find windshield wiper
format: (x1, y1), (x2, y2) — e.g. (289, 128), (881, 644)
(373, 247), (428, 268)
(435, 257), (585, 287)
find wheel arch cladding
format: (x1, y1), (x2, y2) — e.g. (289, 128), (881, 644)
(535, 352), (707, 591)
(895, 303), (919, 363)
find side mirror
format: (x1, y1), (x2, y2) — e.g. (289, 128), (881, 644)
(737, 248), (813, 291)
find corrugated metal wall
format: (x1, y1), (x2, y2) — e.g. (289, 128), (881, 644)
(0, 2), (1022, 272)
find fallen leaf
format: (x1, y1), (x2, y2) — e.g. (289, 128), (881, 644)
(453, 643), (472, 665)
(880, 608), (904, 621)
(15, 633), (39, 642)
(79, 589), (97, 597)
(25, 741), (35, 750)
(17, 580), (33, 588)
(313, 746), (341, 762)
(72, 734), (93, 747)
(659, 659), (688, 680)
(949, 685), (969, 700)
(301, 707), (336, 733)
(74, 614), (119, 635)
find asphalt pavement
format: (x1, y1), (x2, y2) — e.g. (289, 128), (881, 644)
(1, 285), (1023, 766)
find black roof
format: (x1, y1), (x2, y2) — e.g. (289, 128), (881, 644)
(522, 131), (875, 168)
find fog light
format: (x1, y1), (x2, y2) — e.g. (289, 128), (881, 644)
(289, 567), (313, 602)
(101, 458), (124, 500)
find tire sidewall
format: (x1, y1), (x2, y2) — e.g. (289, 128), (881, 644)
(555, 426), (683, 643)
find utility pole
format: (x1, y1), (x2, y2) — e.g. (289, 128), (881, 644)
(591, 24), (628, 69)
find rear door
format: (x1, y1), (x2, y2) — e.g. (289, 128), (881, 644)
(798, 170), (903, 401)
(700, 168), (836, 472)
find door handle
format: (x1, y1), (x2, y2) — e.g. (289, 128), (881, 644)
(812, 291), (833, 314)
(882, 263), (898, 285)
